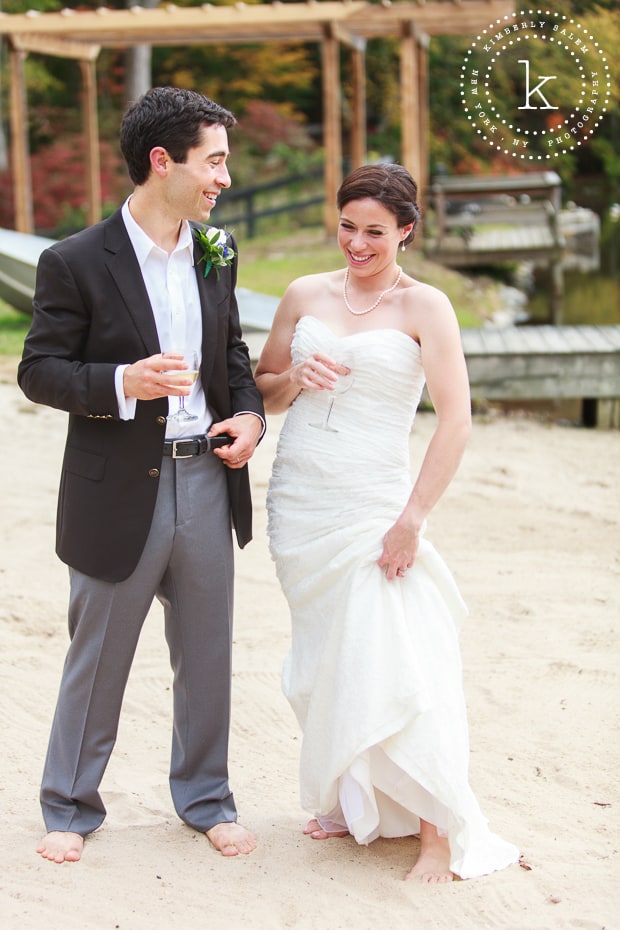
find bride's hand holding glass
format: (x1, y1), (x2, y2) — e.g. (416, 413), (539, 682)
(293, 352), (351, 392)
(308, 349), (354, 432)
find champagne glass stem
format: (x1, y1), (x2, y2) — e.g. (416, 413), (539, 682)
(323, 398), (335, 429)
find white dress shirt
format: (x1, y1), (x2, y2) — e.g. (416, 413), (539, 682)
(114, 198), (210, 439)
(115, 199), (264, 441)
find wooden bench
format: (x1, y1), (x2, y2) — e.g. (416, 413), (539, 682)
(461, 325), (620, 428)
(425, 172), (566, 322)
(438, 200), (561, 260)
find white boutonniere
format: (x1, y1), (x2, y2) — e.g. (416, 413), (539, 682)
(194, 225), (235, 279)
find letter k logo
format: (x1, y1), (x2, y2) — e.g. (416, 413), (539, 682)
(518, 59), (559, 109)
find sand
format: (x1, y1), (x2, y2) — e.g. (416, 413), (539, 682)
(0, 357), (617, 930)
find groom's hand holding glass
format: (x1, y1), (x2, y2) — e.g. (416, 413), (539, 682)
(122, 352), (196, 402)
(162, 350), (199, 423)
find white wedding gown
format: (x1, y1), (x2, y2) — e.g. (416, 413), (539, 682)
(267, 315), (519, 879)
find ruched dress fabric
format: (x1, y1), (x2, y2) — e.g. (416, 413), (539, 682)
(267, 315), (519, 879)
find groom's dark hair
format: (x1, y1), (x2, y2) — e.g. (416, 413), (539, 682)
(120, 86), (236, 186)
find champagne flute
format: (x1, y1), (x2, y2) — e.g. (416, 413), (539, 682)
(164, 349), (200, 423)
(309, 350), (355, 432)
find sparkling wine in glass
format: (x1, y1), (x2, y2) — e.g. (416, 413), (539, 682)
(164, 349), (200, 423)
(310, 350), (355, 432)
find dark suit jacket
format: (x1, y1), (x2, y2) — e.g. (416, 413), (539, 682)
(18, 209), (265, 582)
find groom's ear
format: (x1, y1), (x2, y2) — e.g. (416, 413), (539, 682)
(150, 147), (171, 179)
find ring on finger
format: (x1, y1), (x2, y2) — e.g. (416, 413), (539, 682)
(396, 568), (407, 577)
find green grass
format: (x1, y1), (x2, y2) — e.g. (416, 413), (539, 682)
(0, 299), (29, 357)
(236, 229), (345, 297)
(526, 271), (620, 325)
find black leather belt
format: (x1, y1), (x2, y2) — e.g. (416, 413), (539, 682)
(162, 434), (233, 459)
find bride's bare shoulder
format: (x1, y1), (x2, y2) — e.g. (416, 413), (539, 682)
(403, 276), (454, 312)
(285, 269), (343, 298)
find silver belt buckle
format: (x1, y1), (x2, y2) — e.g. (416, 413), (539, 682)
(171, 439), (194, 459)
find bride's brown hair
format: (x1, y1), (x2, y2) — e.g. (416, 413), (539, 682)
(336, 163), (421, 247)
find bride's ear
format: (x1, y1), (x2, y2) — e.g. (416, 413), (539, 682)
(401, 222), (414, 242)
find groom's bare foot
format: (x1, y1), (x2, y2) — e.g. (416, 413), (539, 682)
(206, 822), (257, 857)
(37, 831), (84, 864)
(303, 818), (349, 840)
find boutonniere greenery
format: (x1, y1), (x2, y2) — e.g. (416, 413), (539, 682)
(194, 225), (235, 279)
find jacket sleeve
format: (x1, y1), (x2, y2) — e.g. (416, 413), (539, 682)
(17, 246), (119, 418)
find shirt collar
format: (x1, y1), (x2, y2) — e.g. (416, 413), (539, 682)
(122, 197), (195, 267)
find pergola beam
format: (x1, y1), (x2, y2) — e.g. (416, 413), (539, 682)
(10, 33), (100, 60)
(0, 2), (514, 43)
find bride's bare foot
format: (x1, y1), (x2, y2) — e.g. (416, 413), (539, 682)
(206, 821), (257, 857)
(303, 818), (349, 840)
(37, 831), (84, 863)
(406, 820), (454, 884)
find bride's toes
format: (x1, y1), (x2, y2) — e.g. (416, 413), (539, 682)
(303, 818), (349, 840)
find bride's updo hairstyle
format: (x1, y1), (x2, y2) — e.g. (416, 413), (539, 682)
(336, 163), (421, 247)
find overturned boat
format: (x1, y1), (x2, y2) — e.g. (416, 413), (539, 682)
(0, 227), (56, 315)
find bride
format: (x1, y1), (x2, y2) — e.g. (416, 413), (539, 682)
(254, 163), (519, 882)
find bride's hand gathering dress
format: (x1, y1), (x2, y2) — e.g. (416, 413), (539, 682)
(267, 315), (519, 879)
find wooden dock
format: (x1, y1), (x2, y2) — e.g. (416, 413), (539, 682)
(462, 325), (620, 427)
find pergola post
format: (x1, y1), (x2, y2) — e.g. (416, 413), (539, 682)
(321, 23), (343, 238)
(417, 29), (430, 197)
(349, 44), (367, 169)
(400, 22), (429, 196)
(80, 57), (101, 227)
(8, 45), (33, 233)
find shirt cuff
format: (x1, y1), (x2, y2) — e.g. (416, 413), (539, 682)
(115, 365), (137, 421)
(234, 410), (266, 439)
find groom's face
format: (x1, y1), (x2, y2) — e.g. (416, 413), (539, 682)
(167, 123), (231, 223)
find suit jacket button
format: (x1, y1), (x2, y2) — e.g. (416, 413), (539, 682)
(155, 416), (166, 425)
(148, 468), (160, 478)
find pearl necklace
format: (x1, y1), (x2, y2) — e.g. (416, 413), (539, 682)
(343, 267), (403, 316)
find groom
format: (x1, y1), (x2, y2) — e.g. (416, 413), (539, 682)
(18, 87), (264, 863)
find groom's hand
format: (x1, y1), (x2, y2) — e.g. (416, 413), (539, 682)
(209, 414), (263, 469)
(123, 353), (189, 400)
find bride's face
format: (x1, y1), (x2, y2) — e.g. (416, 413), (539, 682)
(338, 197), (407, 277)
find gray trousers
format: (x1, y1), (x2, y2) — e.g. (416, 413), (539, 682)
(40, 451), (236, 836)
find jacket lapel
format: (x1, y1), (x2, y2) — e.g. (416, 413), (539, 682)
(103, 210), (161, 357)
(193, 232), (227, 384)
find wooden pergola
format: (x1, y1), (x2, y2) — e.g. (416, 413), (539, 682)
(0, 0), (514, 235)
